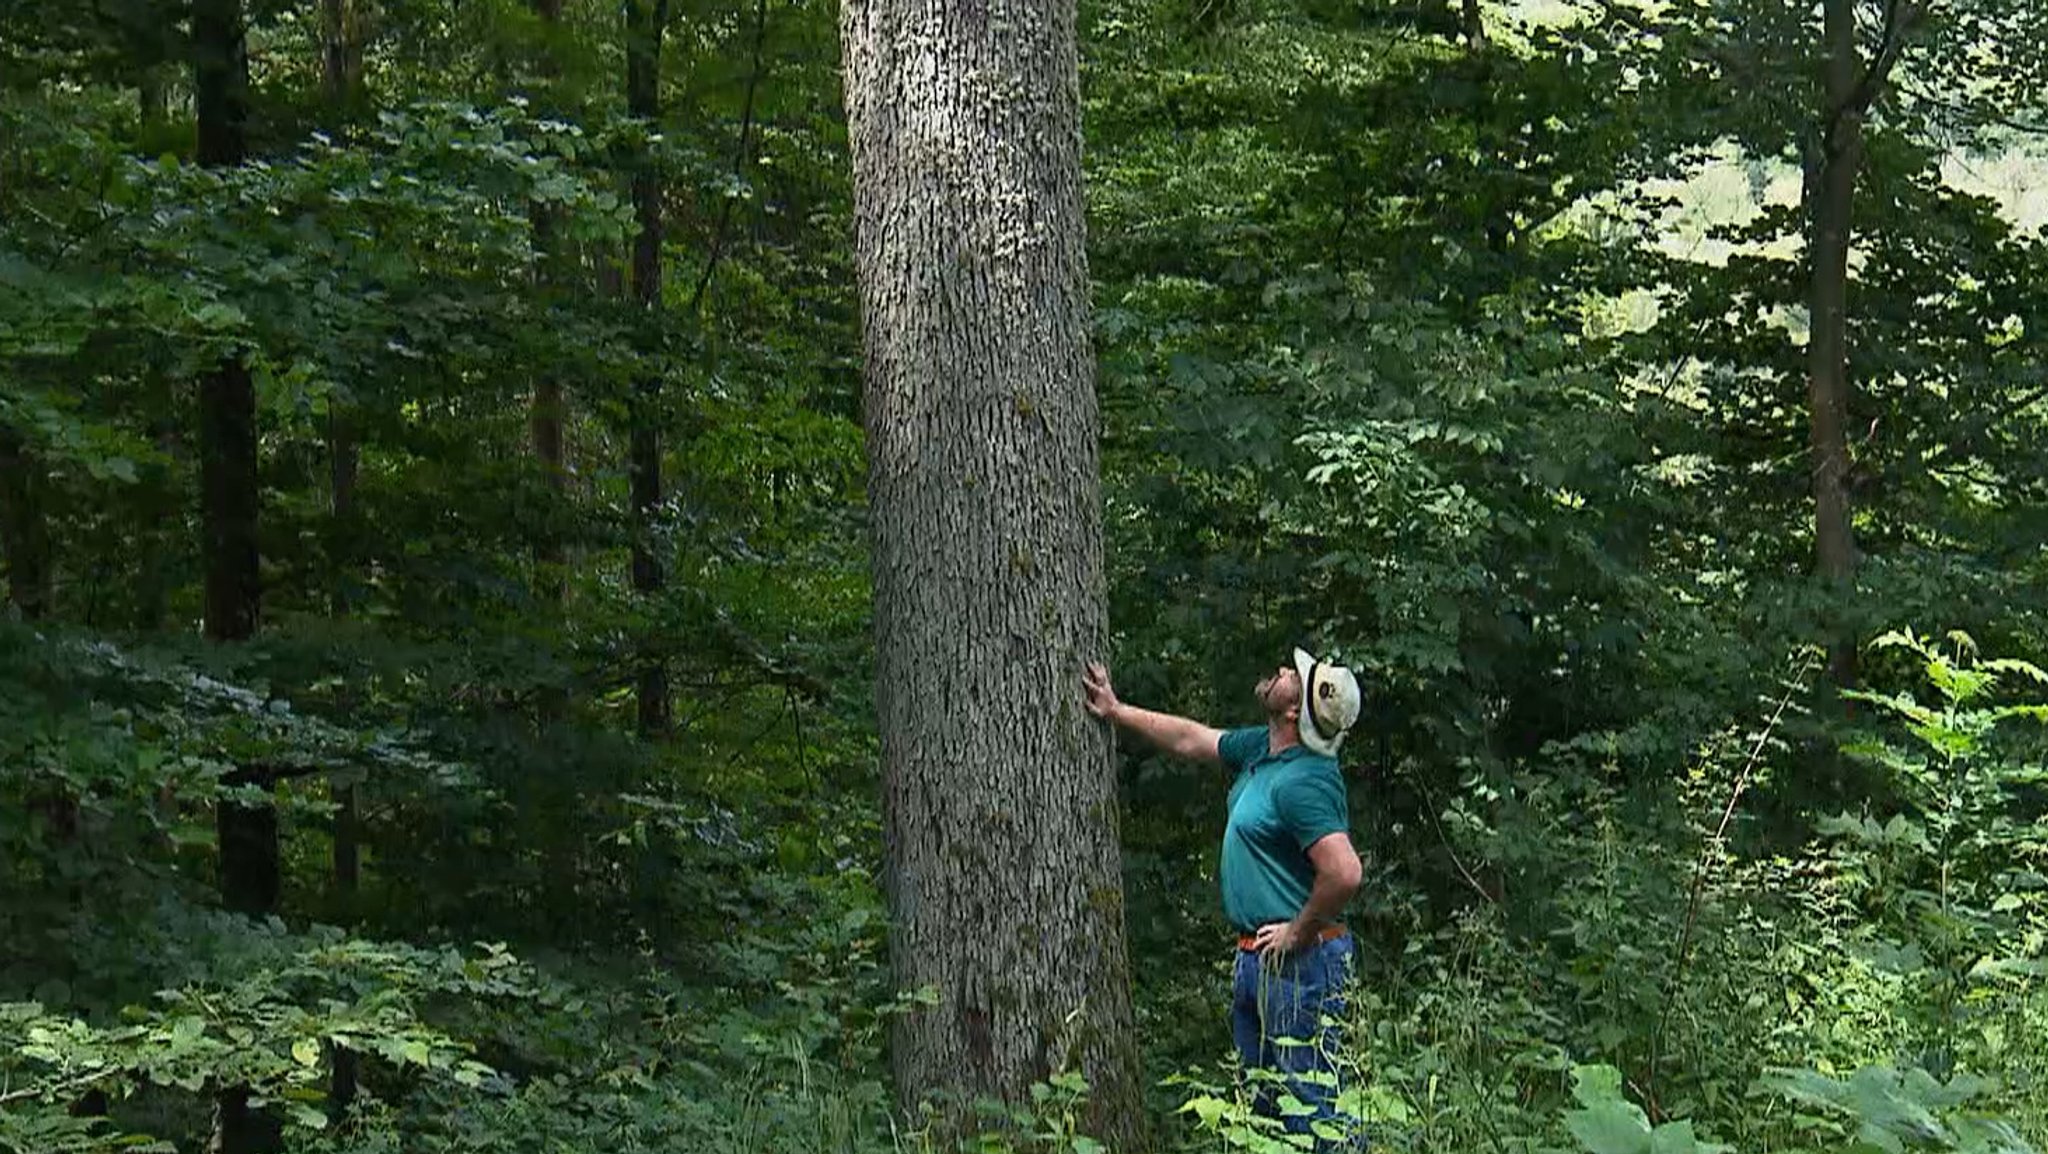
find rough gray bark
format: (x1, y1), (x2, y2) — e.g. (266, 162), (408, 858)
(839, 0), (1142, 1141)
(1805, 0), (1918, 688)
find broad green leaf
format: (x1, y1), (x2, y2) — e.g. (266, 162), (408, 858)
(1567, 1103), (1652, 1154)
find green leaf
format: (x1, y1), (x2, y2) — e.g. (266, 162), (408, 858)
(1566, 1102), (1652, 1154)
(1180, 1095), (1230, 1126)
(1570, 1063), (1628, 1108)
(1650, 1120), (1702, 1154)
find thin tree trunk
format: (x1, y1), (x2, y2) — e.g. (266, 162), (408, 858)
(529, 275), (567, 611)
(320, 20), (365, 1118)
(1, 426), (76, 848)
(0, 427), (50, 620)
(626, 0), (670, 738)
(840, 0), (1143, 1141)
(139, 67), (167, 133)
(328, 409), (357, 617)
(196, 1), (279, 1148)
(320, 0), (366, 111)
(1808, 0), (1860, 688)
(529, 0), (569, 639)
(328, 765), (360, 1120)
(134, 416), (182, 631)
(1806, 0), (1918, 688)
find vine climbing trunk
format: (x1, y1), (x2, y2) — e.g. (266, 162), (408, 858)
(626, 0), (670, 737)
(839, 0), (1143, 1142)
(195, 0), (279, 1149)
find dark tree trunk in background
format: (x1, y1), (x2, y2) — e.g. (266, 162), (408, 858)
(1, 427), (75, 850)
(320, 6), (366, 1121)
(139, 68), (167, 132)
(626, 0), (670, 737)
(1805, 0), (1917, 690)
(839, 0), (1144, 1140)
(320, 0), (366, 111)
(0, 428), (50, 620)
(530, 0), (569, 637)
(197, 0), (273, 915)
(195, 1), (280, 1149)
(1807, 0), (1862, 689)
(328, 410), (356, 617)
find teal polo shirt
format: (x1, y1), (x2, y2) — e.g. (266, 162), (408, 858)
(1218, 726), (1350, 932)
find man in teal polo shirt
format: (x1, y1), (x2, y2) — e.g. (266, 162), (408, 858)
(1083, 649), (1364, 1146)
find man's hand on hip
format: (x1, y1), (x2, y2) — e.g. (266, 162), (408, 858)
(1251, 920), (1310, 961)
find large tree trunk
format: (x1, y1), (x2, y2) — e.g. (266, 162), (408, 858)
(626, 0), (670, 737)
(839, 0), (1143, 1142)
(195, 2), (280, 1149)
(1807, 0), (1862, 689)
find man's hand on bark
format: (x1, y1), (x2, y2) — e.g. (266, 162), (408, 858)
(1082, 662), (1120, 721)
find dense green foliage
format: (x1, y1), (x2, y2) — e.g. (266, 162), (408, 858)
(4, 0), (2046, 1150)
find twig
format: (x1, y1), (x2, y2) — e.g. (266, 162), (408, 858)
(685, 0), (772, 316)
(0, 1068), (116, 1108)
(1405, 764), (1501, 909)
(1844, 0), (1923, 119)
(1642, 651), (1821, 1118)
(788, 684), (811, 785)
(1899, 81), (2048, 135)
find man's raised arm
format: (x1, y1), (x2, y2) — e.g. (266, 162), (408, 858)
(1083, 663), (1224, 767)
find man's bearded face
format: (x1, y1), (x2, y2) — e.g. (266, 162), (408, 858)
(1256, 664), (1301, 719)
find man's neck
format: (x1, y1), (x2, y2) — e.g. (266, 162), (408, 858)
(1265, 722), (1301, 757)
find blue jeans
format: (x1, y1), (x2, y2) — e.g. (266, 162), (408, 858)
(1231, 933), (1356, 1149)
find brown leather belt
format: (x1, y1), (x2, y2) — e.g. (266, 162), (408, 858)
(1236, 924), (1347, 951)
